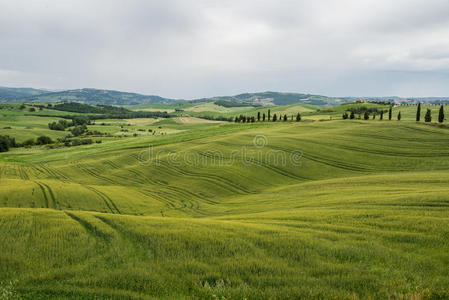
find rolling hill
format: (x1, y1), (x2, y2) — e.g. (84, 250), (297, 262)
(1, 112), (449, 298)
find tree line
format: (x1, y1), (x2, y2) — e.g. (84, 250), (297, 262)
(0, 135), (54, 152)
(342, 104), (445, 123)
(234, 110), (301, 123)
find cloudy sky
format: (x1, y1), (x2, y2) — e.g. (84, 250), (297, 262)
(1, 0), (449, 98)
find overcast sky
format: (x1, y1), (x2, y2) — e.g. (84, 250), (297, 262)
(1, 0), (449, 99)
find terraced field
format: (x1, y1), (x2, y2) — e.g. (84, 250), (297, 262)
(1, 118), (449, 299)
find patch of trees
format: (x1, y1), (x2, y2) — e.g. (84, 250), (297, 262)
(347, 106), (384, 115)
(51, 102), (130, 114)
(48, 120), (73, 131)
(70, 125), (88, 136)
(76, 111), (171, 120)
(35, 111), (170, 121)
(198, 115), (234, 122)
(36, 136), (53, 145)
(368, 100), (392, 105)
(214, 100), (258, 107)
(65, 138), (93, 147)
(0, 135), (17, 152)
(0, 135), (55, 152)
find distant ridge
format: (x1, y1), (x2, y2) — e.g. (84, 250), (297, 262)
(0, 88), (178, 105)
(1, 86), (448, 106)
(0, 86), (48, 100)
(0, 87), (347, 106)
(196, 91), (350, 106)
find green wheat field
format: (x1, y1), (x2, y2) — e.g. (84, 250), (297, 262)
(1, 102), (449, 299)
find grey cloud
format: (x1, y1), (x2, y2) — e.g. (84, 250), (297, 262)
(0, 0), (448, 98)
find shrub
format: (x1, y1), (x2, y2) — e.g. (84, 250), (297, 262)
(49, 120), (73, 131)
(0, 135), (16, 152)
(70, 125), (88, 136)
(36, 136), (53, 145)
(22, 138), (35, 147)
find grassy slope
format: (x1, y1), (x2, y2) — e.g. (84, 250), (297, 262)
(1, 117), (449, 298)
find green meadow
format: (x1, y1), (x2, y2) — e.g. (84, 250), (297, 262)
(1, 103), (449, 299)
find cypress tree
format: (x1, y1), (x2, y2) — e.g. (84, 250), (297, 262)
(296, 113), (302, 121)
(397, 111), (401, 121)
(272, 114), (277, 122)
(373, 113), (376, 120)
(283, 114), (287, 121)
(425, 109), (432, 122)
(416, 103), (421, 121)
(342, 112), (348, 120)
(380, 111), (384, 120)
(262, 113), (266, 121)
(257, 112), (261, 121)
(364, 111), (369, 120)
(439, 105), (444, 123)
(388, 106), (392, 120)
(350, 111), (355, 119)
(268, 109), (271, 121)
(234, 116), (239, 123)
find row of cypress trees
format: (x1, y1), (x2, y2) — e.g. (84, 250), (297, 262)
(342, 104), (445, 123)
(342, 108), (396, 120)
(235, 110), (302, 123)
(416, 103), (445, 123)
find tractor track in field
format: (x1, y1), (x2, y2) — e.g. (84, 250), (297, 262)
(17, 165), (30, 180)
(35, 182), (49, 208)
(140, 187), (208, 215)
(34, 181), (58, 209)
(76, 164), (118, 185)
(65, 212), (112, 240)
(110, 172), (148, 185)
(103, 160), (121, 169)
(263, 143), (373, 173)
(208, 141), (310, 181)
(140, 189), (177, 209)
(85, 186), (121, 214)
(35, 164), (69, 181)
(163, 184), (217, 204)
(158, 186), (203, 211)
(39, 182), (58, 209)
(156, 160), (252, 195)
(123, 168), (170, 186)
(295, 137), (449, 159)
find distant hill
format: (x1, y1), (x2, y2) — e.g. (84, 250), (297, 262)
(0, 88), (347, 106)
(194, 92), (351, 106)
(0, 88), (178, 105)
(0, 86), (48, 100)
